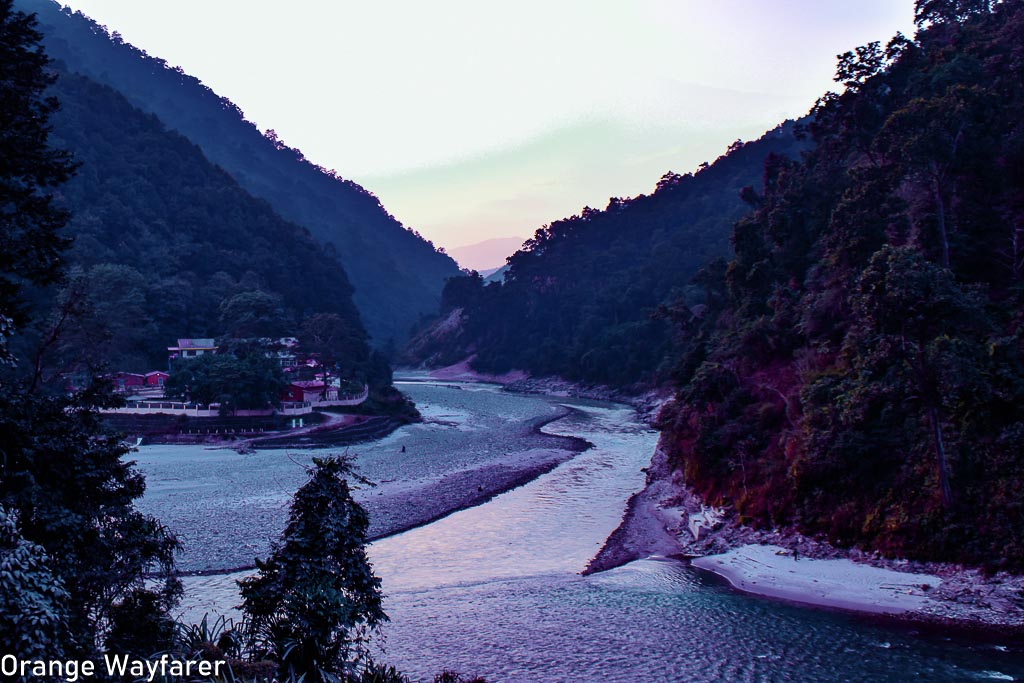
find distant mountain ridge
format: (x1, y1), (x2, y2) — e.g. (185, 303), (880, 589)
(16, 0), (461, 344)
(448, 236), (526, 272)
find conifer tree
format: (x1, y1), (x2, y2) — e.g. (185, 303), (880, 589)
(240, 456), (387, 682)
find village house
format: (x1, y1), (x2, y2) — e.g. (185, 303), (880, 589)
(283, 380), (338, 403)
(259, 337), (301, 368)
(111, 372), (145, 393)
(145, 371), (169, 387)
(167, 338), (218, 368)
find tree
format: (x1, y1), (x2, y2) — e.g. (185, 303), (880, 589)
(0, 505), (69, 664)
(439, 271), (484, 312)
(850, 246), (987, 507)
(0, 2), (179, 657)
(915, 0), (994, 26)
(300, 312), (369, 395)
(0, 382), (181, 655)
(239, 456), (387, 682)
(0, 0), (76, 347)
(165, 352), (286, 413)
(219, 290), (293, 339)
(875, 88), (984, 269)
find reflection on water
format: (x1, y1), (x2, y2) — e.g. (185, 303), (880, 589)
(380, 559), (1022, 682)
(370, 403), (654, 592)
(370, 382), (1024, 683)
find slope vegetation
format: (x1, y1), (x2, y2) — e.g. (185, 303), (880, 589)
(662, 0), (1024, 569)
(44, 66), (369, 373)
(18, 0), (460, 344)
(408, 123), (805, 387)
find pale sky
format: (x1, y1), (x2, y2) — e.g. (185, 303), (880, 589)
(60, 1), (916, 258)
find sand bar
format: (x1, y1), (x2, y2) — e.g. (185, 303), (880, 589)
(692, 544), (942, 614)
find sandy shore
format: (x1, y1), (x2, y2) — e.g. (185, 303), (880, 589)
(427, 358), (528, 384)
(590, 431), (1024, 632)
(361, 445), (579, 544)
(691, 544), (941, 615)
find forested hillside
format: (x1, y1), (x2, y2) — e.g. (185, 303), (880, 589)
(16, 0), (461, 344)
(661, 0), (1024, 569)
(32, 65), (371, 374)
(407, 123), (805, 386)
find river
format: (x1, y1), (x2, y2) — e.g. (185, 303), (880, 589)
(139, 379), (1023, 682)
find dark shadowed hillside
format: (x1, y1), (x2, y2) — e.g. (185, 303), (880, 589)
(662, 0), (1024, 569)
(37, 65), (371, 374)
(406, 123), (806, 387)
(15, 0), (461, 344)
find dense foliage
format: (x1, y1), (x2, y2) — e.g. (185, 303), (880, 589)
(164, 351), (286, 413)
(662, 0), (1024, 569)
(16, 0), (461, 344)
(407, 124), (805, 387)
(0, 0), (72, 350)
(239, 456), (387, 682)
(0, 383), (181, 656)
(29, 65), (367, 375)
(0, 506), (69, 662)
(0, 0), (179, 660)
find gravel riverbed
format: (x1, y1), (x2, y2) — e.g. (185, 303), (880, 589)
(134, 380), (586, 573)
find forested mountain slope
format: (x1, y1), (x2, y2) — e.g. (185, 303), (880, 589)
(16, 0), (461, 344)
(661, 0), (1024, 569)
(407, 123), (805, 386)
(40, 65), (370, 373)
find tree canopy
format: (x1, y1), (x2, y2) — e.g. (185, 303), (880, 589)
(165, 351), (286, 413)
(0, 0), (179, 658)
(661, 0), (1024, 569)
(405, 124), (806, 388)
(0, 0), (73, 348)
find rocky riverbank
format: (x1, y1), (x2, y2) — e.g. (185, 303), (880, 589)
(588, 429), (1024, 634)
(422, 364), (1024, 633)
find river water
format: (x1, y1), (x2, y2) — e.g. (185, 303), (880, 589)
(148, 380), (1022, 682)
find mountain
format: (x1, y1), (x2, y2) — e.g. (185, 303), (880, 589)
(661, 1), (1024, 569)
(35, 63), (372, 376)
(405, 123), (806, 387)
(16, 0), (461, 345)
(447, 236), (526, 272)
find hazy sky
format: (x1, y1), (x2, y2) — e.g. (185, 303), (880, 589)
(60, 0), (916, 257)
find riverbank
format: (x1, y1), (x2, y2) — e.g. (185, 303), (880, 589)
(138, 382), (589, 574)
(589, 430), (1024, 633)
(426, 358), (670, 422)
(177, 441), (580, 580)
(425, 364), (1024, 632)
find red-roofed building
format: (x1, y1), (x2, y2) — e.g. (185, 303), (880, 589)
(283, 380), (338, 403)
(145, 371), (169, 387)
(111, 372), (145, 393)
